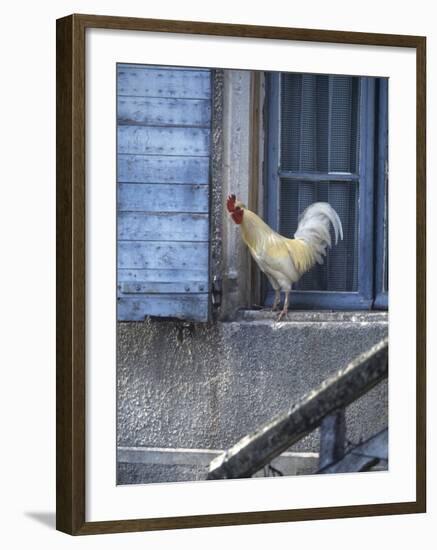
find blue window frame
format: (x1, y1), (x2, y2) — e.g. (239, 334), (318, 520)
(264, 72), (388, 310)
(374, 78), (389, 309)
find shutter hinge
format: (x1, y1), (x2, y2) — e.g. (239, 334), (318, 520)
(211, 275), (222, 307)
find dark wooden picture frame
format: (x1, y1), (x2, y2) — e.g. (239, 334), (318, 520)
(56, 13), (426, 535)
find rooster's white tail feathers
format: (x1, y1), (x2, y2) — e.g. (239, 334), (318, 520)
(293, 202), (343, 264)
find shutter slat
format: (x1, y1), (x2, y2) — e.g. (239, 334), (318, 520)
(118, 241), (209, 272)
(118, 212), (209, 242)
(118, 183), (208, 213)
(119, 281), (207, 294)
(118, 295), (209, 322)
(117, 67), (211, 99)
(118, 155), (210, 184)
(118, 126), (210, 156)
(118, 268), (208, 283)
(118, 97), (211, 127)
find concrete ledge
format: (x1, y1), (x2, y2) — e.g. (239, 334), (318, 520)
(236, 309), (388, 324)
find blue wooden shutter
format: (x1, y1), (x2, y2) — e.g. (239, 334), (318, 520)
(116, 64), (212, 322)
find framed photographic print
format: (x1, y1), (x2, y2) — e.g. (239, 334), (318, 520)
(56, 14), (426, 535)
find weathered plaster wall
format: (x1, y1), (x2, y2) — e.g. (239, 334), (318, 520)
(117, 312), (388, 456)
(220, 70), (253, 318)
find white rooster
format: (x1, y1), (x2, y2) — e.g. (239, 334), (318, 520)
(227, 194), (343, 320)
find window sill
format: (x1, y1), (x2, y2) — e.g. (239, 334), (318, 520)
(234, 309), (388, 324)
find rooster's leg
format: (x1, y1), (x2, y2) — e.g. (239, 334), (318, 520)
(272, 290), (281, 312)
(276, 291), (290, 322)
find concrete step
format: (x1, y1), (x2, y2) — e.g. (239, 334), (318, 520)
(117, 446), (319, 484)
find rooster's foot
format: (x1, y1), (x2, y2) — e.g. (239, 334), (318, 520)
(276, 309), (288, 322)
(272, 292), (281, 312)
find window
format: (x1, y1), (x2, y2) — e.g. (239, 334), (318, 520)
(116, 64), (212, 322)
(264, 72), (388, 310)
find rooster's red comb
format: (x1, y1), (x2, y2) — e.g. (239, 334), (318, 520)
(227, 194), (237, 213)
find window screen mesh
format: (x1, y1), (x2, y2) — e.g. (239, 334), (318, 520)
(278, 73), (360, 292)
(280, 74), (360, 173)
(279, 179), (359, 292)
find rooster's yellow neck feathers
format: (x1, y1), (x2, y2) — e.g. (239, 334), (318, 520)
(238, 208), (316, 276)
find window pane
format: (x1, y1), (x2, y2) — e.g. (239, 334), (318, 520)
(279, 179), (358, 291)
(280, 74), (360, 173)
